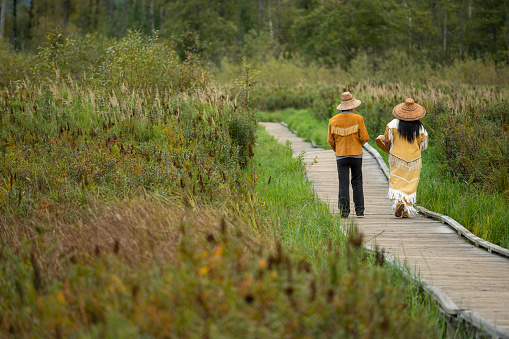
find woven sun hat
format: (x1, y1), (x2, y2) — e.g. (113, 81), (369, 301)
(392, 98), (426, 121)
(336, 92), (362, 111)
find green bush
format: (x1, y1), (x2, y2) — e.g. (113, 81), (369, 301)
(0, 38), (27, 87)
(254, 86), (315, 112)
(100, 31), (211, 93)
(29, 31), (112, 84)
(424, 101), (509, 191)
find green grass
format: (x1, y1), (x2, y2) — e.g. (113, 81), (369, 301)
(419, 153), (509, 247)
(253, 126), (340, 266)
(258, 108), (329, 148)
(258, 108), (509, 249)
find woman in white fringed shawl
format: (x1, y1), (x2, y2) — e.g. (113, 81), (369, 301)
(380, 98), (428, 218)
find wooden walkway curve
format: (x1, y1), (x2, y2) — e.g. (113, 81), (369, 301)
(261, 122), (509, 338)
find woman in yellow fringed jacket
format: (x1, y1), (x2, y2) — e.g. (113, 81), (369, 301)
(377, 98), (428, 218)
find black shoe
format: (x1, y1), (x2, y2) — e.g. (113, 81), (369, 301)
(356, 213), (364, 217)
(341, 213), (349, 218)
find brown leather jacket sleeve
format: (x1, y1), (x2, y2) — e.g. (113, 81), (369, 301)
(359, 117), (369, 145)
(327, 124), (336, 151)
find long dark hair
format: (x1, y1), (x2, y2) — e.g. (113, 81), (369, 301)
(398, 119), (423, 143)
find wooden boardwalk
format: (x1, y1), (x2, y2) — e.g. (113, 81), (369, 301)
(261, 122), (509, 338)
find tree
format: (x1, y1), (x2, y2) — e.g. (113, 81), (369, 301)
(13, 0), (17, 48)
(293, 0), (405, 66)
(466, 0), (507, 62)
(0, 0), (6, 38)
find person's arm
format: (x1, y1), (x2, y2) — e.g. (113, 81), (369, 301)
(383, 124), (392, 153)
(359, 117), (369, 145)
(420, 128), (428, 151)
(327, 123), (336, 151)
(384, 124), (392, 142)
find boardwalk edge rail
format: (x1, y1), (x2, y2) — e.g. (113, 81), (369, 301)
(363, 142), (509, 339)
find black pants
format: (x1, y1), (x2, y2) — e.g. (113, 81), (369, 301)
(336, 157), (364, 217)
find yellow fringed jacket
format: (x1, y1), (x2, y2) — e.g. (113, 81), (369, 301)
(328, 112), (370, 157)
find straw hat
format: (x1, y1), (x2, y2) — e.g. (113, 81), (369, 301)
(336, 92), (362, 111)
(392, 98), (426, 121)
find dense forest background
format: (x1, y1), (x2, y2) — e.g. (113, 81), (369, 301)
(1, 0), (509, 70)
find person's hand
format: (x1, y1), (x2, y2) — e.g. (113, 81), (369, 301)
(376, 135), (391, 153)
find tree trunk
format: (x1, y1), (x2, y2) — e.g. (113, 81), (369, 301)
(64, 0), (71, 27)
(219, 0), (225, 18)
(141, 0), (145, 31)
(268, 1), (273, 40)
(88, 0), (92, 29)
(27, 0), (34, 40)
(408, 15), (412, 51)
(110, 0), (114, 20)
(404, 2), (412, 51)
(13, 0), (17, 49)
(276, 0), (281, 40)
(159, 6), (163, 31)
(124, 0), (128, 31)
(443, 11), (447, 55)
(506, 4), (509, 63)
(94, 0), (99, 29)
(459, 16), (463, 59)
(433, 0), (440, 61)
(492, 27), (497, 57)
(38, 0), (44, 20)
(258, 0), (262, 31)
(150, 0), (154, 35)
(0, 0), (6, 38)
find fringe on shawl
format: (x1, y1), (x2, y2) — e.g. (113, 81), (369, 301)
(389, 188), (417, 215)
(389, 154), (422, 172)
(331, 124), (359, 136)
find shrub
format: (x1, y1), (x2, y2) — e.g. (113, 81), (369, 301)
(0, 38), (26, 87)
(100, 31), (211, 94)
(29, 31), (112, 84)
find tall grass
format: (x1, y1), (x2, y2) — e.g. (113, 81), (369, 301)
(218, 53), (509, 87)
(0, 83), (252, 218)
(419, 153), (509, 248)
(253, 127), (340, 264)
(0, 31), (446, 337)
(0, 121), (445, 337)
(0, 33), (261, 218)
